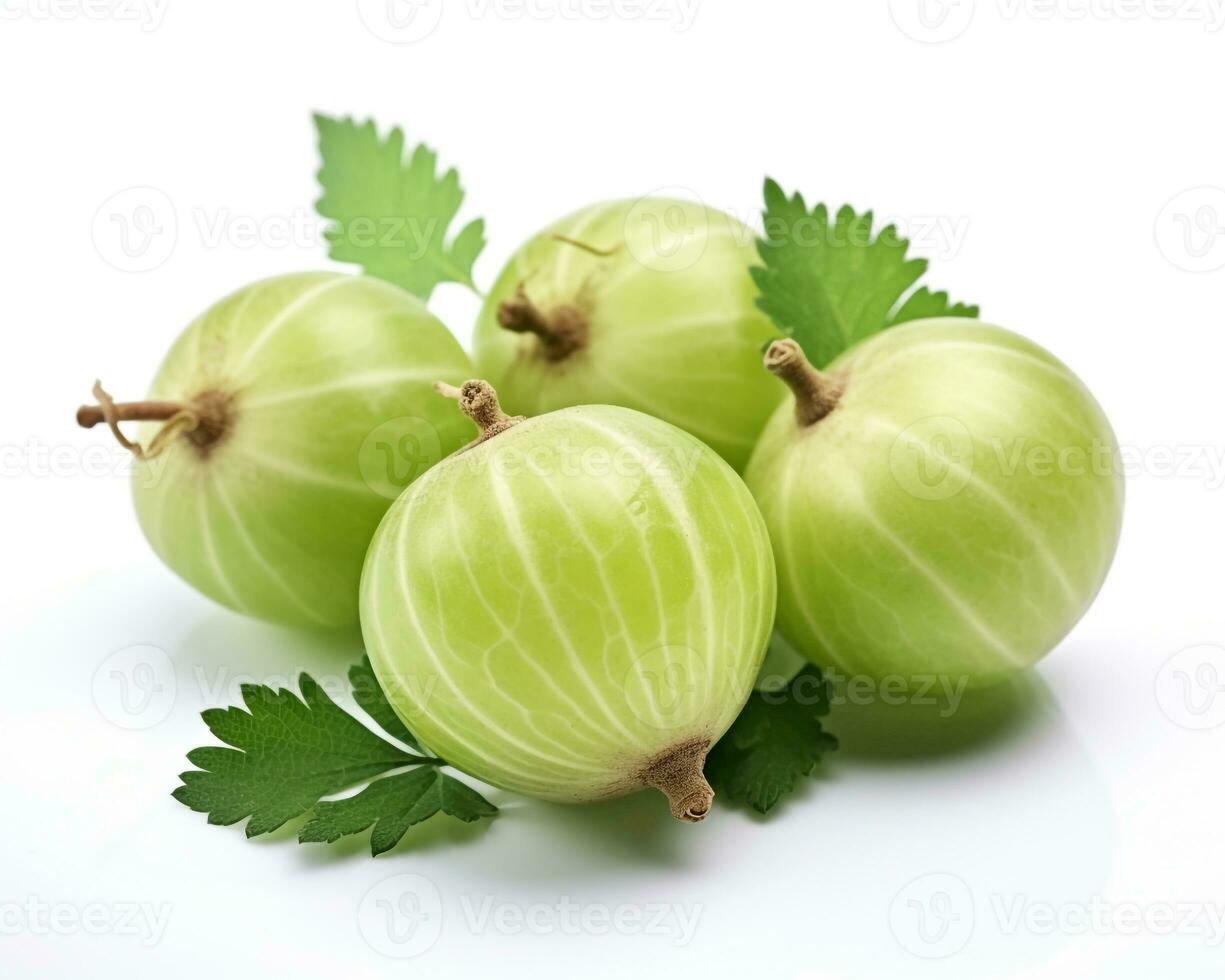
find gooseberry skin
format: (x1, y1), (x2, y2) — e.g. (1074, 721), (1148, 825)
(472, 199), (783, 471)
(131, 272), (473, 628)
(745, 319), (1124, 688)
(360, 403), (776, 814)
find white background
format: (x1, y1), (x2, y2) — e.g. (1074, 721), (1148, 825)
(2, 1), (1224, 977)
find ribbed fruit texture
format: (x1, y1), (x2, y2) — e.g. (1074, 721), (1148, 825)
(746, 319), (1124, 689)
(361, 404), (776, 816)
(472, 198), (784, 471)
(131, 272), (473, 627)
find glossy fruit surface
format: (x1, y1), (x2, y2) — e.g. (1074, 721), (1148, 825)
(472, 198), (782, 470)
(745, 319), (1124, 688)
(130, 272), (472, 627)
(361, 393), (776, 819)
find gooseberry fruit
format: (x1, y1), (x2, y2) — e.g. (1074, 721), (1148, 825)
(76, 272), (472, 628)
(360, 380), (776, 820)
(744, 319), (1124, 688)
(471, 198), (782, 471)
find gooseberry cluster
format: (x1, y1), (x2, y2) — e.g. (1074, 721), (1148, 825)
(80, 118), (1122, 822)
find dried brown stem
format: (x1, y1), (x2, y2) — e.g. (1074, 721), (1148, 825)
(641, 739), (715, 823)
(435, 379), (524, 447)
(76, 381), (203, 459)
(496, 284), (588, 362)
(77, 381), (236, 459)
(764, 339), (843, 427)
(76, 400), (184, 429)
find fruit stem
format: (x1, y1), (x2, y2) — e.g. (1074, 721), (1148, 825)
(76, 381), (201, 459)
(549, 233), (620, 257)
(641, 739), (715, 823)
(435, 379), (525, 447)
(76, 399), (184, 429)
(765, 339), (843, 427)
(496, 285), (588, 362)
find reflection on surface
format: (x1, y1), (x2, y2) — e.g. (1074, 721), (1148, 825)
(829, 670), (1051, 761)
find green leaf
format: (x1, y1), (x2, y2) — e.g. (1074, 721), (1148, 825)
(174, 666), (497, 854)
(753, 178), (978, 367)
(348, 655), (421, 752)
(300, 767), (498, 856)
(173, 674), (416, 836)
(706, 666), (838, 815)
(314, 113), (485, 300)
(889, 286), (980, 326)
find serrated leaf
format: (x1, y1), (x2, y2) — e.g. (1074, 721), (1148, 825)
(174, 663), (498, 856)
(889, 286), (980, 326)
(349, 655), (420, 752)
(300, 768), (498, 856)
(753, 178), (977, 366)
(314, 113), (485, 299)
(706, 666), (838, 814)
(172, 673), (415, 837)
